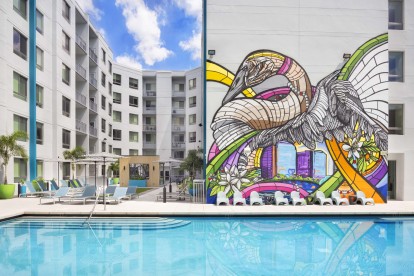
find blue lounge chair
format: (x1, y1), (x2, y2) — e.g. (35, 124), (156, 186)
(125, 186), (138, 200)
(60, 180), (68, 187)
(50, 180), (59, 191)
(37, 180), (48, 191)
(106, 187), (128, 204)
(39, 187), (70, 204)
(64, 185), (97, 204)
(24, 181), (50, 197)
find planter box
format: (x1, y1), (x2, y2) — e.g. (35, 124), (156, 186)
(0, 184), (16, 199)
(128, 180), (147, 187)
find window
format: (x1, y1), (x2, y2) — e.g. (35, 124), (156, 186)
(173, 134), (185, 143)
(113, 148), (121, 155)
(102, 48), (106, 64)
(13, 72), (27, 101)
(129, 149), (139, 156)
(101, 118), (106, 133)
(129, 96), (138, 107)
(108, 83), (112, 95)
(189, 96), (196, 108)
(36, 84), (43, 108)
(14, 158), (27, 183)
(113, 129), (122, 141)
(113, 73), (121, 85)
(129, 131), (139, 142)
(113, 92), (121, 104)
(13, 0), (27, 19)
(173, 151), (184, 159)
(62, 129), (70, 149)
(108, 124), (112, 137)
(62, 0), (70, 22)
(389, 51), (404, 82)
(62, 96), (70, 117)
(109, 145), (113, 153)
(13, 115), (27, 140)
(189, 78), (196, 90)
(109, 61), (112, 74)
(189, 132), (196, 143)
(101, 95), (106, 110)
(102, 141), (106, 152)
(108, 103), (112, 116)
(13, 29), (27, 60)
(62, 63), (70, 85)
(129, 114), (139, 125)
(62, 31), (70, 53)
(36, 9), (44, 34)
(36, 47), (44, 70)
(36, 122), (43, 144)
(101, 72), (106, 87)
(189, 114), (196, 125)
(113, 111), (122, 122)
(389, 104), (403, 135)
(129, 78), (139, 89)
(174, 83), (185, 92)
(145, 83), (156, 91)
(62, 162), (70, 179)
(389, 0), (403, 30)
(36, 160), (44, 178)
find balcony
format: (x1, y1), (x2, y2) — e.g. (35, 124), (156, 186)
(76, 34), (87, 53)
(145, 91), (156, 97)
(172, 125), (185, 132)
(144, 106), (156, 114)
(89, 74), (97, 89)
(172, 142), (185, 149)
(76, 64), (86, 79)
(143, 142), (156, 149)
(172, 108), (185, 115)
(172, 90), (185, 97)
(89, 100), (97, 113)
(143, 124), (156, 131)
(89, 48), (98, 64)
(76, 92), (87, 106)
(89, 127), (97, 137)
(76, 120), (87, 134)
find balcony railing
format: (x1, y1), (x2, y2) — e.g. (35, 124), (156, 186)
(89, 146), (96, 154)
(76, 64), (86, 79)
(89, 100), (97, 112)
(89, 127), (97, 137)
(76, 34), (87, 52)
(145, 91), (156, 97)
(189, 137), (196, 143)
(172, 142), (185, 149)
(76, 120), (87, 133)
(172, 91), (185, 97)
(89, 48), (98, 63)
(143, 142), (156, 149)
(143, 124), (156, 131)
(143, 106), (156, 114)
(172, 108), (185, 114)
(172, 125), (185, 132)
(89, 74), (97, 88)
(76, 92), (87, 106)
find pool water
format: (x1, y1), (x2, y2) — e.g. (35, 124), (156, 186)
(1, 216), (414, 275)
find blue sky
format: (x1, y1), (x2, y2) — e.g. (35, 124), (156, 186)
(76, 0), (201, 71)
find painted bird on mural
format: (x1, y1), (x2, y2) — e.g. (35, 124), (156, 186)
(211, 50), (388, 152)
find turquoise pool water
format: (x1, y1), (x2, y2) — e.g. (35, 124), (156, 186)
(1, 216), (414, 275)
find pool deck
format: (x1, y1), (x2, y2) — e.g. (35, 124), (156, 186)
(1, 186), (414, 220)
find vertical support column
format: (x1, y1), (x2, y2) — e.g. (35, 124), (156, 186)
(29, 0), (37, 181)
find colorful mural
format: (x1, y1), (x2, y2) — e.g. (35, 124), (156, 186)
(206, 34), (388, 204)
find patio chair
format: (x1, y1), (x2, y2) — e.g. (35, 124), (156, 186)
(60, 180), (68, 187)
(50, 180), (59, 191)
(331, 191), (349, 205)
(74, 179), (83, 187)
(125, 186), (138, 200)
(274, 191), (288, 205)
(315, 191), (333, 205)
(64, 185), (97, 204)
(68, 179), (80, 188)
(289, 191), (306, 206)
(23, 181), (51, 197)
(249, 191), (263, 205)
(37, 180), (48, 191)
(106, 187), (128, 204)
(216, 191), (229, 206)
(233, 191), (246, 206)
(356, 191), (375, 205)
(39, 187), (70, 204)
(77, 179), (86, 186)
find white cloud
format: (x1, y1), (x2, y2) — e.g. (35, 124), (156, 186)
(173, 0), (202, 61)
(115, 55), (143, 70)
(75, 0), (103, 21)
(115, 0), (173, 66)
(97, 28), (106, 39)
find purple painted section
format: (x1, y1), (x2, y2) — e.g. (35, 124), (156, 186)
(297, 151), (312, 177)
(255, 87), (290, 100)
(208, 143), (220, 161)
(277, 57), (292, 75)
(241, 182), (309, 198)
(261, 146), (273, 178)
(366, 159), (388, 186)
(222, 141), (249, 168)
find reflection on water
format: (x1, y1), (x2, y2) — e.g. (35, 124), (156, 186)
(1, 217), (414, 275)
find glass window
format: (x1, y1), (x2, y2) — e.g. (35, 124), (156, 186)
(62, 63), (70, 85)
(189, 114), (196, 125)
(113, 148), (121, 155)
(101, 118), (106, 133)
(108, 124), (112, 137)
(62, 31), (70, 53)
(113, 92), (121, 104)
(174, 83), (185, 92)
(129, 149), (139, 156)
(13, 115), (27, 140)
(13, 29), (27, 60)
(13, 0), (27, 19)
(62, 0), (70, 22)
(62, 129), (70, 149)
(36, 47), (44, 71)
(102, 48), (106, 64)
(145, 83), (156, 91)
(108, 103), (112, 116)
(113, 110), (122, 122)
(129, 114), (139, 125)
(129, 96), (138, 107)
(189, 78), (196, 90)
(189, 132), (196, 143)
(102, 141), (106, 152)
(36, 84), (43, 108)
(108, 82), (112, 95)
(109, 145), (113, 154)
(173, 151), (184, 159)
(101, 72), (106, 87)
(62, 162), (70, 179)
(62, 96), (70, 117)
(389, 104), (403, 135)
(101, 95), (106, 110)
(36, 9), (44, 34)
(129, 131), (139, 142)
(14, 158), (27, 183)
(389, 51), (404, 82)
(36, 122), (43, 145)
(13, 72), (27, 101)
(129, 78), (139, 89)
(113, 73), (121, 85)
(113, 129), (122, 141)
(189, 96), (196, 108)
(109, 61), (112, 74)
(36, 160), (44, 178)
(389, 0), (403, 30)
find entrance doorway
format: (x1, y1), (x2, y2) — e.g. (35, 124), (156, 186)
(388, 160), (397, 200)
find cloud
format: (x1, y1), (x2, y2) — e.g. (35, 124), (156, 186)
(97, 28), (106, 39)
(115, 0), (173, 66)
(115, 55), (143, 70)
(75, 0), (103, 21)
(173, 0), (202, 61)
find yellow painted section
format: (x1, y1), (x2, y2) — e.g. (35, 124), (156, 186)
(254, 148), (263, 167)
(248, 52), (285, 61)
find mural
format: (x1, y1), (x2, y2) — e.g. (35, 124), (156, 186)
(206, 34), (388, 204)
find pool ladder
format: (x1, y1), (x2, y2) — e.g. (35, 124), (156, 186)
(83, 186), (103, 226)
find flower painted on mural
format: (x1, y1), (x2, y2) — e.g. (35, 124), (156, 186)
(342, 138), (363, 161)
(342, 137), (381, 173)
(218, 166), (250, 195)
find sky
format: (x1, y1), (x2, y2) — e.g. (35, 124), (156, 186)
(75, 0), (202, 71)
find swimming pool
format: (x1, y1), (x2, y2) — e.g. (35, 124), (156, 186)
(1, 216), (413, 275)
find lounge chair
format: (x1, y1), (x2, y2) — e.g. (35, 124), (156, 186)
(249, 191), (263, 205)
(274, 191), (288, 205)
(23, 181), (51, 197)
(356, 191), (375, 205)
(315, 191), (333, 205)
(77, 179), (86, 186)
(105, 187), (128, 204)
(331, 191), (349, 205)
(233, 191), (246, 206)
(216, 191), (229, 206)
(64, 185), (97, 204)
(50, 180), (59, 191)
(39, 187), (70, 204)
(125, 186), (138, 199)
(60, 180), (68, 187)
(37, 180), (48, 191)
(289, 191), (306, 206)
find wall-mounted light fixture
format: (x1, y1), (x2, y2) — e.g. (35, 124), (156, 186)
(343, 53), (351, 59)
(198, 123), (203, 127)
(153, 166), (155, 171)
(208, 50), (216, 59)
(123, 166), (126, 171)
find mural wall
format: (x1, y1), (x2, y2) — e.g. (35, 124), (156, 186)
(205, 34), (388, 204)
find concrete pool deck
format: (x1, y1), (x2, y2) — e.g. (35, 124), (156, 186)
(1, 186), (414, 220)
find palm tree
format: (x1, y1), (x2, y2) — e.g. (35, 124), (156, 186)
(63, 146), (85, 179)
(0, 131), (28, 184)
(180, 149), (204, 179)
(108, 160), (119, 177)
